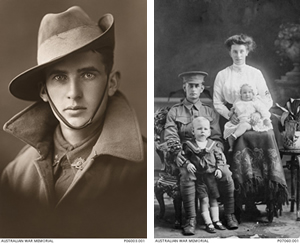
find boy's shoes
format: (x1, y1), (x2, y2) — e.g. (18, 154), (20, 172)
(205, 223), (216, 233)
(213, 221), (226, 230)
(224, 213), (239, 230)
(183, 217), (196, 235)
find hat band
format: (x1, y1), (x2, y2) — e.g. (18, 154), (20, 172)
(183, 78), (204, 83)
(37, 25), (103, 65)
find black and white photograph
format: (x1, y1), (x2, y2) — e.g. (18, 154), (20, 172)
(154, 0), (300, 239)
(0, 0), (147, 239)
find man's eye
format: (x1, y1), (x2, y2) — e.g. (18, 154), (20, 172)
(54, 75), (66, 81)
(83, 73), (95, 79)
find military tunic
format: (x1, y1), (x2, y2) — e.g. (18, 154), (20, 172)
(164, 98), (224, 181)
(164, 97), (235, 219)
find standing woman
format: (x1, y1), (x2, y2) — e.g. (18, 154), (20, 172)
(213, 34), (288, 221)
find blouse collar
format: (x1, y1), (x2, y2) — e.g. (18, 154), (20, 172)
(232, 63), (247, 73)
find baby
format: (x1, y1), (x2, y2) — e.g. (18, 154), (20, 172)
(224, 83), (272, 151)
(182, 117), (229, 233)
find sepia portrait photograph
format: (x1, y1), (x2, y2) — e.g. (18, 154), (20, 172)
(154, 0), (300, 239)
(0, 0), (147, 239)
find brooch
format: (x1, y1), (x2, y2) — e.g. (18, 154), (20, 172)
(71, 157), (85, 170)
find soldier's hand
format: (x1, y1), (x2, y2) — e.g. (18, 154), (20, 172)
(176, 150), (186, 167)
(187, 163), (196, 173)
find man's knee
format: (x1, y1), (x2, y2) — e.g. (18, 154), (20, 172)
(179, 168), (196, 181)
(220, 166), (233, 182)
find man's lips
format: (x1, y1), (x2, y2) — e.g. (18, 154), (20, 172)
(64, 106), (87, 111)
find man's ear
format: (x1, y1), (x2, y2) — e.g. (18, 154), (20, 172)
(39, 84), (48, 102)
(182, 84), (186, 92)
(200, 84), (205, 93)
(108, 70), (120, 96)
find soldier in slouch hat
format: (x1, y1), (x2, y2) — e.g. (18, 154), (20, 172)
(0, 6), (146, 238)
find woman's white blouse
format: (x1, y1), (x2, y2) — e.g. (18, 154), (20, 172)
(213, 64), (273, 120)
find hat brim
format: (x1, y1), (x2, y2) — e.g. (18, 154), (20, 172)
(178, 71), (208, 79)
(9, 14), (114, 101)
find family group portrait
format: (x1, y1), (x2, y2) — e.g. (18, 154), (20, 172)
(154, 0), (300, 239)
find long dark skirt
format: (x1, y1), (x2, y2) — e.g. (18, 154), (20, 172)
(230, 129), (289, 206)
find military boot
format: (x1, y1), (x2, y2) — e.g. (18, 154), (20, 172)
(183, 217), (196, 235)
(224, 214), (238, 230)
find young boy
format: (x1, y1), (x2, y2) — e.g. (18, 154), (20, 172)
(182, 117), (229, 233)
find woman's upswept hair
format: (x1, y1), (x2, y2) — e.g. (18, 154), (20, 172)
(224, 34), (256, 52)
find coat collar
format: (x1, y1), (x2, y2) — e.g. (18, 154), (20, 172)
(182, 98), (203, 111)
(3, 91), (144, 163)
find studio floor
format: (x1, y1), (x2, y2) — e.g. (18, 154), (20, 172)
(154, 168), (300, 239)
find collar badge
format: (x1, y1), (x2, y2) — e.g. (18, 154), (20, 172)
(71, 157), (85, 170)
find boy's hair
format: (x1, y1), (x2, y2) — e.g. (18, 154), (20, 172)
(192, 116), (210, 128)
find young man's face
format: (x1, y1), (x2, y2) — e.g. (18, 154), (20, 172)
(193, 120), (211, 142)
(43, 50), (116, 128)
(183, 82), (204, 102)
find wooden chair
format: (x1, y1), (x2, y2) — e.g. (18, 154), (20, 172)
(154, 107), (182, 228)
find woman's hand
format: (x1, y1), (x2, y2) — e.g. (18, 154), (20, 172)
(175, 150), (187, 167)
(214, 169), (222, 179)
(250, 112), (261, 126)
(186, 163), (197, 173)
(230, 113), (239, 125)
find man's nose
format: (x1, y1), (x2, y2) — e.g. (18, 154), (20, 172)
(67, 79), (82, 99)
